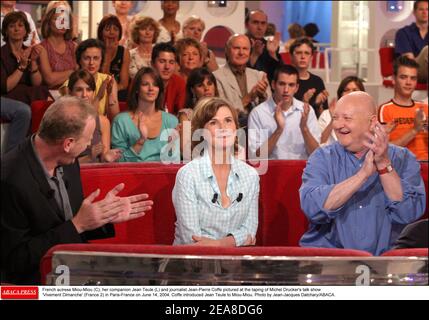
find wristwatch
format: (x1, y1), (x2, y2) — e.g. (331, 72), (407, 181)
(377, 163), (393, 175)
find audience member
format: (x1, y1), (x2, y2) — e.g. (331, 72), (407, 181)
(37, 6), (77, 89)
(248, 64), (320, 160)
(245, 10), (282, 82)
(395, 0), (428, 83)
(304, 22), (320, 43)
(60, 39), (120, 120)
(111, 67), (179, 162)
(1, 1), (40, 47)
(319, 76), (365, 145)
(213, 34), (271, 128)
(283, 23), (305, 53)
(97, 14), (130, 101)
(1, 11), (50, 105)
(0, 97), (31, 154)
(45, 1), (79, 41)
(290, 37), (329, 117)
(378, 56), (428, 161)
(129, 16), (160, 79)
(173, 97), (259, 246)
(300, 92), (426, 255)
(158, 0), (181, 43)
(175, 37), (203, 83)
(1, 96), (153, 284)
(68, 69), (122, 163)
(112, 1), (134, 47)
(151, 42), (186, 114)
(180, 67), (219, 159)
(182, 15), (218, 71)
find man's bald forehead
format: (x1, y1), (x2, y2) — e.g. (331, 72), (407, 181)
(226, 34), (250, 48)
(249, 10), (268, 21)
(336, 91), (376, 115)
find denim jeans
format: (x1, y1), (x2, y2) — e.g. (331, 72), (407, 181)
(1, 97), (31, 154)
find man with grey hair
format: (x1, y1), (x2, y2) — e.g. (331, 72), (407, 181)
(213, 34), (271, 127)
(299, 91), (426, 255)
(1, 96), (153, 284)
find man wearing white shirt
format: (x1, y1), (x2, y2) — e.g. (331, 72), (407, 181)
(1, 1), (40, 47)
(248, 64), (320, 159)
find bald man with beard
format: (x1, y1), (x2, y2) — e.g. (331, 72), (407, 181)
(299, 92), (426, 255)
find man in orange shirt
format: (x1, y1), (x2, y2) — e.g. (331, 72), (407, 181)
(378, 56), (428, 160)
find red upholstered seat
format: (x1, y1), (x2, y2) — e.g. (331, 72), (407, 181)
(280, 52), (291, 64)
(379, 47), (427, 90)
(381, 248), (428, 257)
(30, 100), (53, 133)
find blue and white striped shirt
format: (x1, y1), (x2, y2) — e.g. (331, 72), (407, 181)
(173, 153), (260, 246)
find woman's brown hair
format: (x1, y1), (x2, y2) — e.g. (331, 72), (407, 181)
(127, 67), (164, 112)
(190, 97), (239, 153)
(1, 11), (30, 42)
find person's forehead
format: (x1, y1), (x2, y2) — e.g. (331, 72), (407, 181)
(83, 47), (102, 56)
(295, 44), (312, 52)
(276, 72), (298, 83)
(397, 65), (418, 76)
(157, 51), (176, 60)
(231, 36), (250, 47)
(250, 12), (267, 22)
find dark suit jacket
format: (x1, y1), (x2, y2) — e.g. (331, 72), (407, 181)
(246, 36), (283, 83)
(1, 138), (114, 284)
(394, 219), (428, 249)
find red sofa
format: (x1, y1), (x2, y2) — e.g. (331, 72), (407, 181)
(82, 160), (428, 247)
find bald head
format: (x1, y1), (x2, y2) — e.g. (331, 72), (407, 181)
(336, 91), (376, 116)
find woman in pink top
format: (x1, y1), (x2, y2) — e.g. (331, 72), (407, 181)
(36, 6), (77, 89)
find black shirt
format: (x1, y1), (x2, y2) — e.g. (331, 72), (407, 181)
(295, 72), (328, 118)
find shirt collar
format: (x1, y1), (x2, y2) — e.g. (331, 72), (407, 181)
(268, 96), (304, 113)
(30, 135), (63, 179)
(200, 152), (240, 180)
(229, 64), (247, 76)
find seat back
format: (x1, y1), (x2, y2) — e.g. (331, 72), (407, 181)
(379, 47), (395, 78)
(31, 100), (53, 133)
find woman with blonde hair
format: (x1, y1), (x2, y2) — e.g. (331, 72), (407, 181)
(173, 97), (259, 246)
(175, 37), (203, 83)
(182, 15), (218, 71)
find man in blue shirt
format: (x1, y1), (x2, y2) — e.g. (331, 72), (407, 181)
(394, 0), (428, 82)
(299, 91), (426, 255)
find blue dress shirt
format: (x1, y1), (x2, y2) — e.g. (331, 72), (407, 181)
(299, 143), (426, 255)
(395, 23), (428, 57)
(173, 153), (260, 246)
